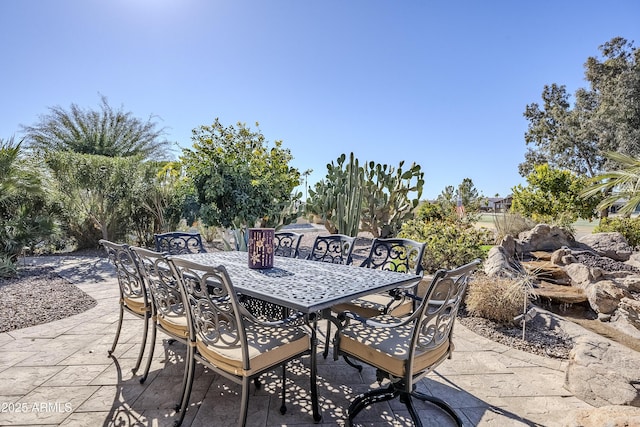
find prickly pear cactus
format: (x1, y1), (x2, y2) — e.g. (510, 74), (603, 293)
(361, 161), (424, 238)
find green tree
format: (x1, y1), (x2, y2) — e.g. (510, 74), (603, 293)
(45, 152), (152, 247)
(182, 119), (301, 229)
(520, 37), (640, 178)
(22, 95), (171, 159)
(511, 164), (600, 226)
(0, 137), (58, 267)
(435, 178), (484, 222)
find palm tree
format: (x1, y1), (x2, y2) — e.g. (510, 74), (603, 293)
(21, 95), (170, 159)
(582, 151), (640, 216)
(0, 137), (57, 265)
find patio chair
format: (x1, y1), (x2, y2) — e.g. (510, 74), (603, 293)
(334, 259), (481, 427)
(154, 231), (207, 255)
(334, 238), (427, 318)
(130, 246), (192, 422)
(273, 231), (302, 258)
(323, 238), (426, 361)
(306, 234), (356, 264)
(99, 239), (153, 381)
(167, 256), (314, 427)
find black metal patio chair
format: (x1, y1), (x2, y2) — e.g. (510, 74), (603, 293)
(335, 259), (481, 427)
(99, 239), (153, 382)
(154, 232), (206, 255)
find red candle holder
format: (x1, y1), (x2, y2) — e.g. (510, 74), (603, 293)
(248, 228), (275, 269)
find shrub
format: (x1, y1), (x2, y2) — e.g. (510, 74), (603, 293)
(399, 219), (492, 274)
(492, 212), (537, 243)
(594, 217), (640, 249)
(465, 273), (532, 323)
(0, 255), (18, 278)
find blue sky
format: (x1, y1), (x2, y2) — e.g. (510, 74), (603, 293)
(2, 1), (639, 200)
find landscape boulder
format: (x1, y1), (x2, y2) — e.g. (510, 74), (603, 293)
(578, 232), (632, 262)
(483, 245), (519, 277)
(565, 335), (640, 407)
(517, 224), (576, 254)
(562, 405), (640, 427)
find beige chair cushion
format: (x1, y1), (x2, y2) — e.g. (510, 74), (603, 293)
(158, 313), (189, 339)
(340, 315), (450, 378)
(196, 323), (309, 377)
(124, 296), (148, 315)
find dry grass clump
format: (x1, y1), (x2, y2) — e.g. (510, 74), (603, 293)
(492, 212), (537, 243)
(465, 272), (531, 323)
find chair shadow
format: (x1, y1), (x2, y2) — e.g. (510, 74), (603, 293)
(311, 360), (547, 427)
(99, 338), (551, 427)
(102, 339), (194, 427)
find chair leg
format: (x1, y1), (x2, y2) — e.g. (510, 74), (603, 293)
(280, 364), (287, 415)
(323, 321), (332, 359)
(239, 377), (251, 427)
(108, 304), (124, 356)
(342, 355), (363, 372)
(412, 390), (463, 427)
(400, 392), (423, 427)
(253, 377), (262, 389)
(132, 312), (150, 374)
(174, 344), (196, 427)
(348, 384), (397, 424)
(139, 320), (157, 384)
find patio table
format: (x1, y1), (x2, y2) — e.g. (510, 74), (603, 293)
(175, 250), (422, 422)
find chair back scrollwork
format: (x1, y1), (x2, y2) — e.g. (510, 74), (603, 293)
(167, 258), (250, 367)
(307, 234), (356, 265)
(274, 231), (302, 258)
(131, 247), (186, 319)
(408, 259), (481, 381)
(100, 240), (147, 302)
(361, 238), (426, 275)
(154, 232), (207, 255)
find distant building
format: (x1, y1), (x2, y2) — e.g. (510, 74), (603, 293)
(480, 195), (513, 212)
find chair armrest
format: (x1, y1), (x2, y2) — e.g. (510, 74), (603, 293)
(337, 310), (414, 329)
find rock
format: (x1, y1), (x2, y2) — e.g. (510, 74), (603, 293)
(585, 280), (633, 314)
(597, 313), (611, 322)
(484, 246), (519, 277)
(551, 248), (572, 265)
(500, 234), (518, 258)
(578, 232), (632, 262)
(605, 273), (640, 293)
(626, 252), (640, 269)
(616, 297), (640, 332)
(562, 405), (640, 427)
(565, 335), (640, 407)
(530, 250), (552, 261)
(521, 259), (572, 284)
(518, 224), (577, 254)
(533, 281), (589, 305)
(565, 263), (598, 288)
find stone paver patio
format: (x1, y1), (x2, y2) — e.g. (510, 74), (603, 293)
(0, 256), (594, 426)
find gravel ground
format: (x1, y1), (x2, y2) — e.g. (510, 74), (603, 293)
(0, 226), (574, 359)
(0, 266), (97, 333)
(457, 309), (573, 359)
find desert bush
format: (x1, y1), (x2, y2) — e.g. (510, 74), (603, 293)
(465, 273), (533, 323)
(594, 217), (640, 249)
(492, 212), (537, 243)
(0, 255), (18, 278)
(399, 219), (492, 274)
